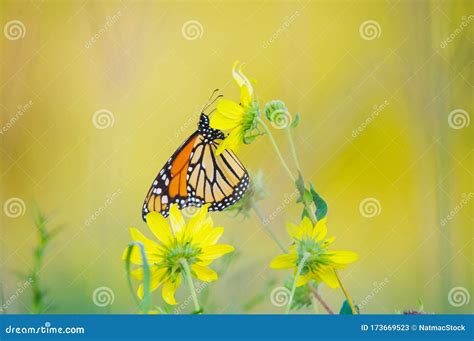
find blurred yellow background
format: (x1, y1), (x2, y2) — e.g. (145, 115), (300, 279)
(0, 0), (472, 314)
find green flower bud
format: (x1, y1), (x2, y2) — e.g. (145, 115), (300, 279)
(264, 100), (292, 129)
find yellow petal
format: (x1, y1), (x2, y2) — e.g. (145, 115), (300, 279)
(195, 227), (224, 247)
(129, 227), (160, 249)
(214, 99), (244, 120)
(146, 212), (173, 245)
(312, 217), (327, 241)
(162, 276), (181, 305)
(232, 61), (253, 98)
(269, 253), (298, 269)
(191, 264), (218, 282)
(300, 217), (313, 237)
(296, 273), (313, 287)
(323, 236), (336, 247)
(169, 204), (185, 237)
(317, 266), (339, 288)
(186, 205), (209, 236)
(200, 244), (235, 261)
(136, 268), (167, 299)
(286, 222), (299, 239)
(240, 84), (251, 107)
(328, 251), (358, 265)
(216, 127), (243, 155)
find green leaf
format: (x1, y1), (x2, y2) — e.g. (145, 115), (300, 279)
(125, 242), (151, 313)
(339, 300), (360, 314)
(290, 112), (301, 128)
(310, 184), (328, 220)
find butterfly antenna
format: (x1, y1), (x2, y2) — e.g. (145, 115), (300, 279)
(202, 89), (223, 114)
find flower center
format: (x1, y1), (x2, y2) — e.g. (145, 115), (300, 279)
(296, 238), (331, 275)
(162, 241), (201, 272)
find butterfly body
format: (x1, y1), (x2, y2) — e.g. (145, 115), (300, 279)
(142, 113), (249, 220)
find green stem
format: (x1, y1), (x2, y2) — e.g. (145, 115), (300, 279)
(257, 117), (296, 182)
(286, 252), (310, 314)
(286, 127), (302, 175)
(251, 203), (287, 253)
(180, 259), (200, 313)
(334, 269), (357, 314)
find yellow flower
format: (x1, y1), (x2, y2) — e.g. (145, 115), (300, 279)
(123, 204), (234, 305)
(270, 217), (358, 288)
(210, 61), (259, 155)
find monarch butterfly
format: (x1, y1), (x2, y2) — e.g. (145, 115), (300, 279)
(142, 93), (249, 220)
